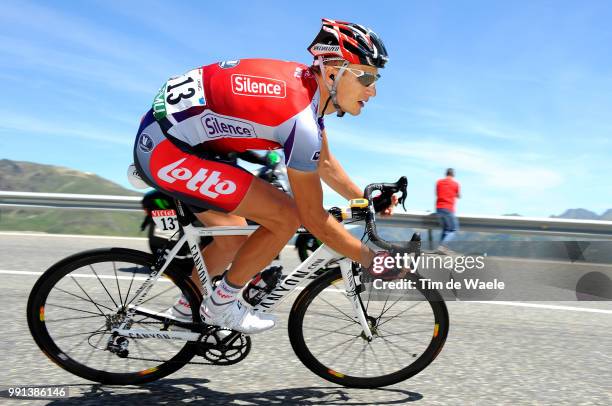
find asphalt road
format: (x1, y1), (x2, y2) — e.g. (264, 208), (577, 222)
(0, 232), (611, 405)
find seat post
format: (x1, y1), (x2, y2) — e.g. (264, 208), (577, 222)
(175, 199), (196, 227)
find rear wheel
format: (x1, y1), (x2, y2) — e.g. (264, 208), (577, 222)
(27, 248), (201, 384)
(288, 268), (449, 388)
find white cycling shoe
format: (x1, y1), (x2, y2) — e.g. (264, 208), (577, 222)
(163, 295), (232, 342)
(163, 295), (192, 323)
(200, 298), (277, 335)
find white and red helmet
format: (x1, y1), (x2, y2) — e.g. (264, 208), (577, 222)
(308, 18), (389, 68)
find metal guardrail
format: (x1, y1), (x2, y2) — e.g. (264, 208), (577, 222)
(385, 211), (612, 240)
(2, 191), (612, 239)
(0, 191), (142, 211)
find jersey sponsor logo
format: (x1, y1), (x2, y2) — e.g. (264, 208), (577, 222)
(152, 85), (167, 120)
(151, 209), (176, 217)
(231, 74), (286, 98)
(219, 60), (240, 69)
(157, 158), (237, 198)
(201, 112), (256, 139)
(310, 43), (341, 55)
(311, 151), (321, 161)
(138, 133), (154, 153)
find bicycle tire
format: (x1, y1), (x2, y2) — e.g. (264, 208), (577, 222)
(27, 248), (201, 385)
(288, 267), (449, 388)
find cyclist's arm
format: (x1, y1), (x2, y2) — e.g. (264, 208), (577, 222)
(317, 131), (362, 200)
(288, 168), (374, 266)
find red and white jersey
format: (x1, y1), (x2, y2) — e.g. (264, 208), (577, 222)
(148, 58), (323, 172)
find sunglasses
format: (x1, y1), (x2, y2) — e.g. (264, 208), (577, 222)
(342, 67), (381, 87)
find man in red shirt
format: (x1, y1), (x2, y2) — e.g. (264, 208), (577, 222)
(436, 168), (461, 244)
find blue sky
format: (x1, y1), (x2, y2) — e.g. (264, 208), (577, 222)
(2, 0), (611, 217)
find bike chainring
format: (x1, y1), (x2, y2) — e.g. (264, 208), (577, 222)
(194, 328), (251, 365)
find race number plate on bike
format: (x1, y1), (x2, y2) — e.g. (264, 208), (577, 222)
(151, 210), (179, 232)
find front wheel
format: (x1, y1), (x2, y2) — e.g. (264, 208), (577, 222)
(27, 248), (201, 385)
(288, 268), (449, 388)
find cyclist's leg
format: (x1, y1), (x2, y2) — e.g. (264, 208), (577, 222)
(189, 210), (248, 292)
(225, 176), (300, 286)
(133, 122), (259, 286)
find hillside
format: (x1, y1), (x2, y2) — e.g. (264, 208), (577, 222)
(552, 208), (601, 220)
(0, 159), (141, 195)
(0, 159), (144, 236)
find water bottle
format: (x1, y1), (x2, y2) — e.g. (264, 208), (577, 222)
(242, 266), (283, 306)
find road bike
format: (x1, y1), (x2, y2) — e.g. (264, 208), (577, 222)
(27, 177), (449, 388)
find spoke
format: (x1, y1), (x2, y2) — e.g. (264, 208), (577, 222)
(52, 287), (115, 312)
(113, 262), (124, 307)
(124, 270), (138, 307)
(377, 302), (427, 328)
(46, 302), (105, 317)
(377, 294), (391, 323)
(377, 328), (434, 338)
(45, 314), (105, 323)
(89, 265), (119, 308)
(65, 322), (107, 354)
(312, 335), (361, 358)
(347, 340), (369, 372)
(138, 285), (176, 307)
(316, 296), (358, 325)
(384, 299), (423, 319)
(376, 295), (404, 320)
(305, 325), (359, 338)
(125, 275), (174, 309)
(70, 275), (108, 316)
(82, 328), (109, 364)
(328, 334), (360, 367)
(306, 310), (358, 325)
(367, 342), (386, 377)
(379, 335), (418, 355)
(309, 322), (359, 339)
(365, 283), (373, 313)
(380, 336), (401, 366)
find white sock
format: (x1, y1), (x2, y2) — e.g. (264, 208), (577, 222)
(208, 276), (241, 314)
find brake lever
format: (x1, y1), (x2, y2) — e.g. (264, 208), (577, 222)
(399, 190), (407, 211)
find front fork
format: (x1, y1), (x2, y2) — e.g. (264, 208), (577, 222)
(339, 260), (373, 341)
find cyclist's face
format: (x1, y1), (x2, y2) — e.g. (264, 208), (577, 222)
(332, 64), (379, 116)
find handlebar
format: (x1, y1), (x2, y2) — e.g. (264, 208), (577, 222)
(328, 176), (415, 252)
(362, 176), (415, 252)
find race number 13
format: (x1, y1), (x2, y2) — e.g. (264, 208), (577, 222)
(151, 209), (178, 231)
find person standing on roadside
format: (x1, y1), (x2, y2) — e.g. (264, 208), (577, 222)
(436, 168), (460, 245)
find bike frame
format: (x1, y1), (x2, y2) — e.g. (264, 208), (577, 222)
(112, 222), (374, 341)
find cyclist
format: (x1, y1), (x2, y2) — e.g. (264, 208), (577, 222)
(133, 18), (395, 334)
